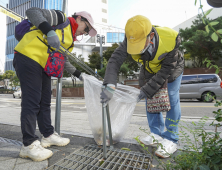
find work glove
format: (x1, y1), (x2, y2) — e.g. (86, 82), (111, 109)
(78, 73), (83, 81)
(100, 84), (115, 105)
(73, 69), (83, 81)
(137, 90), (146, 102)
(47, 30), (60, 51)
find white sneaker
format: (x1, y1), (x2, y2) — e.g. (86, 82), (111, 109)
(155, 138), (177, 158)
(19, 140), (53, 161)
(140, 133), (163, 145)
(41, 132), (70, 148)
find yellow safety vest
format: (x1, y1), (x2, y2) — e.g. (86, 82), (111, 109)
(131, 26), (178, 74)
(14, 21), (74, 68)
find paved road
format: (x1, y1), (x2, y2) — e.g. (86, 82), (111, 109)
(0, 94), (218, 118)
(0, 94), (221, 151)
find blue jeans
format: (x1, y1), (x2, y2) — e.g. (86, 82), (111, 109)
(146, 73), (182, 143)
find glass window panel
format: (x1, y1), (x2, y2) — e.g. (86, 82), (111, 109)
(102, 9), (107, 13)
(119, 33), (125, 42)
(198, 75), (217, 83)
(107, 33), (112, 43)
(181, 76), (198, 84)
(112, 33), (118, 43)
(102, 18), (107, 23)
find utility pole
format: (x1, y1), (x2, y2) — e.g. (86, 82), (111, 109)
(97, 34), (105, 69)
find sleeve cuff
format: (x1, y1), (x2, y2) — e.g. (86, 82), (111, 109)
(38, 21), (54, 35)
(73, 70), (81, 78)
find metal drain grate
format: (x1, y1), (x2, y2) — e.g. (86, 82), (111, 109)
(0, 137), (23, 146)
(47, 145), (152, 170)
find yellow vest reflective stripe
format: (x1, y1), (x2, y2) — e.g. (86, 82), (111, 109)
(14, 23), (74, 68)
(131, 27), (178, 73)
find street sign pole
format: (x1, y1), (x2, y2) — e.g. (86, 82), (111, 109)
(100, 36), (103, 69)
(97, 35), (105, 69)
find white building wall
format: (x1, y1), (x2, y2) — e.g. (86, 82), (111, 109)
(173, 8), (222, 32)
(68, 0), (108, 25)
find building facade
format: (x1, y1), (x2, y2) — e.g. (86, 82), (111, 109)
(5, 0), (64, 71)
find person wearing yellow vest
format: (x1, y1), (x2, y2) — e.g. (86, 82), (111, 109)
(13, 7), (97, 162)
(100, 15), (184, 158)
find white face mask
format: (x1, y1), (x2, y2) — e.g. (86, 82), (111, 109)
(139, 36), (151, 54)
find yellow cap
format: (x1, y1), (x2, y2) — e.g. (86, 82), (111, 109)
(125, 15), (152, 54)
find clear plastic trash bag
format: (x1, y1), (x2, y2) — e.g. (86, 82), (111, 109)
(82, 73), (140, 145)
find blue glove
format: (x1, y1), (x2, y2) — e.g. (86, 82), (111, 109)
(137, 90), (146, 102)
(100, 84), (115, 105)
(47, 30), (60, 51)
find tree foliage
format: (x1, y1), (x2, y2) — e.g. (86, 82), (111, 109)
(88, 52), (101, 71)
(0, 75), (3, 81)
(179, 15), (222, 67)
(0, 70), (20, 89)
(10, 75), (20, 89)
(2, 70), (15, 79)
(102, 43), (139, 78)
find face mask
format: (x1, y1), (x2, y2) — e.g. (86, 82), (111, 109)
(140, 36), (151, 54)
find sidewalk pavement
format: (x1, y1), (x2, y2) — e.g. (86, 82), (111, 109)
(0, 98), (221, 170)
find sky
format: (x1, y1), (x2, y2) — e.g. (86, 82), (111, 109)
(108, 0), (212, 29)
(0, 0), (213, 72)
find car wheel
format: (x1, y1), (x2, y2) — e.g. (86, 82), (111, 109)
(201, 92), (215, 102)
(13, 94), (15, 98)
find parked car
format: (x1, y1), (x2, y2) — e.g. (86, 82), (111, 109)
(179, 74), (222, 102)
(13, 89), (22, 98)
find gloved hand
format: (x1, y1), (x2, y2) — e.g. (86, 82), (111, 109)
(100, 84), (115, 105)
(47, 30), (60, 51)
(79, 73), (83, 81)
(137, 90), (146, 102)
(73, 70), (82, 80)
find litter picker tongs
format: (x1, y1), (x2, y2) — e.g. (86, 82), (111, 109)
(59, 45), (114, 159)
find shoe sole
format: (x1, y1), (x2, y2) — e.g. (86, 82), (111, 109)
(41, 141), (70, 148)
(19, 152), (53, 162)
(155, 148), (177, 159)
(155, 152), (168, 158)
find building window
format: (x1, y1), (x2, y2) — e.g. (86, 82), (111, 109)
(107, 33), (125, 43)
(102, 18), (107, 23)
(102, 0), (107, 3)
(102, 8), (107, 13)
(107, 33), (112, 43)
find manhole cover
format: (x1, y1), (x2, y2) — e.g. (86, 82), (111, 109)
(0, 137), (22, 146)
(47, 145), (151, 170)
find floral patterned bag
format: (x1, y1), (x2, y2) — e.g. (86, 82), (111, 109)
(44, 51), (65, 78)
(146, 80), (171, 113)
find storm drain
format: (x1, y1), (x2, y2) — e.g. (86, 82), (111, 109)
(0, 137), (22, 146)
(47, 145), (152, 170)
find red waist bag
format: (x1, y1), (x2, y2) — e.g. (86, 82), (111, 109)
(44, 51), (65, 78)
